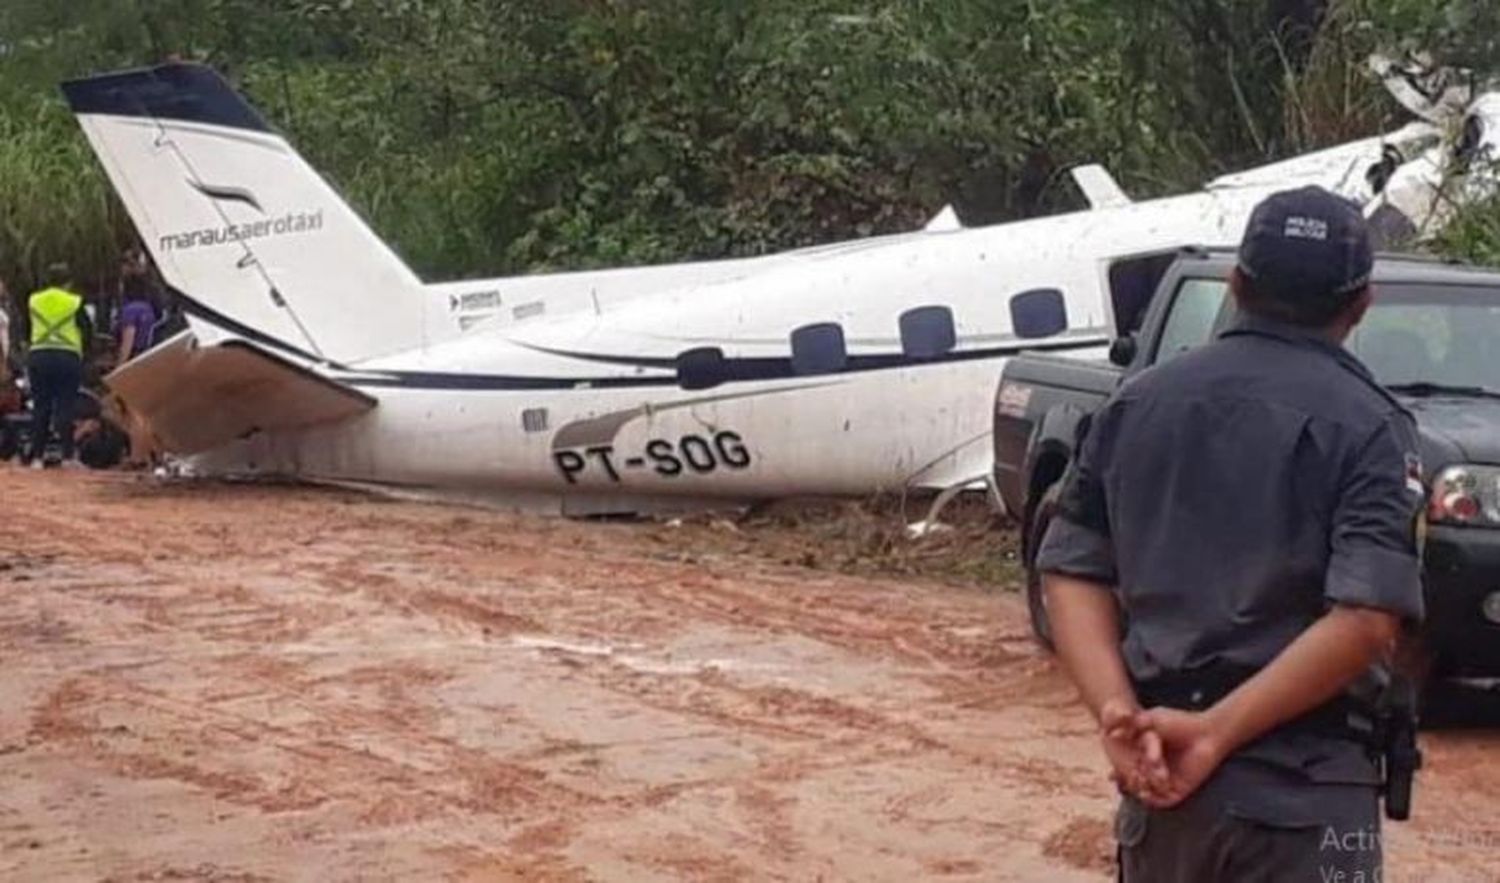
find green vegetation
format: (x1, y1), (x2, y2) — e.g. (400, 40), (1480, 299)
(0, 0), (1497, 294)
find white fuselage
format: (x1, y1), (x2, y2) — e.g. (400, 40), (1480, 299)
(193, 184), (1277, 513)
(68, 62), (1500, 514)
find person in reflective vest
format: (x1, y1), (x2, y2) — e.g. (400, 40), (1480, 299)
(26, 263), (92, 466)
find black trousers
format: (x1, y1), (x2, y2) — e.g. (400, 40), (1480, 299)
(1117, 766), (1381, 882)
(27, 349), (82, 462)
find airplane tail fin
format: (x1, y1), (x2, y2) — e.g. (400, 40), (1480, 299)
(63, 64), (431, 366)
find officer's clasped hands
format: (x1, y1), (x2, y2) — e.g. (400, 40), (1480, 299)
(1102, 703), (1231, 809)
(1099, 699), (1165, 798)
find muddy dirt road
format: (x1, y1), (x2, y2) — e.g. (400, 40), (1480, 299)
(0, 469), (1496, 882)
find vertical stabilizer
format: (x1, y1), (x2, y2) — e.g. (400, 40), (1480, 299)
(63, 64), (429, 365)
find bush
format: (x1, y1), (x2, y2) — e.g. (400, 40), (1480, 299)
(0, 0), (1498, 298)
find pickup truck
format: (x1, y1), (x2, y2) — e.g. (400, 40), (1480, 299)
(993, 246), (1500, 689)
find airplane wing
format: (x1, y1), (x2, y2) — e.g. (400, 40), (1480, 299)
(107, 332), (375, 454)
(1206, 122), (1439, 198)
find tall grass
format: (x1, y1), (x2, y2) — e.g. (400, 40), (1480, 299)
(1278, 1), (1403, 151)
(0, 99), (133, 303)
(1431, 186), (1500, 266)
(0, 0), (1498, 309)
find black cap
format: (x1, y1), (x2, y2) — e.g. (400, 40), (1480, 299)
(1238, 186), (1374, 305)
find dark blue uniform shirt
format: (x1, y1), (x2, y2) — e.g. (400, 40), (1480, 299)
(1037, 313), (1425, 797)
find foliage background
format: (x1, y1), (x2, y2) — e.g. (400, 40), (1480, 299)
(0, 0), (1498, 296)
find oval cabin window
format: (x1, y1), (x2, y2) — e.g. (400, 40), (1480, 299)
(676, 347), (728, 390)
(790, 323), (848, 376)
(1010, 289), (1068, 339)
(899, 306), (957, 359)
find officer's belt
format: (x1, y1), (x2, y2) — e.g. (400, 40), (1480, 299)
(1133, 664), (1378, 747)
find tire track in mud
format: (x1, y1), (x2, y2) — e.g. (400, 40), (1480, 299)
(27, 666), (595, 819)
(246, 489), (1105, 869)
(0, 477), (1174, 882)
(293, 563), (1099, 820)
(291, 539), (1100, 806)
(2, 472), (1497, 883)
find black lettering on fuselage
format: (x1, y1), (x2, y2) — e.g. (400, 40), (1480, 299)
(586, 446), (621, 482)
(715, 431), (751, 469)
(680, 435), (716, 473)
(646, 439), (683, 476)
(554, 450), (586, 484)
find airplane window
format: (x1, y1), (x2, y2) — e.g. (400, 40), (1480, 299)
(1108, 252), (1179, 334)
(899, 306), (957, 359)
(676, 347), (728, 390)
(1010, 289), (1068, 339)
(790, 323), (848, 376)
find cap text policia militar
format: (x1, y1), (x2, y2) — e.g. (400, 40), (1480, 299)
(1237, 185), (1375, 306)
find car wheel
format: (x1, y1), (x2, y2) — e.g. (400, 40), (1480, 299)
(1025, 483), (1062, 651)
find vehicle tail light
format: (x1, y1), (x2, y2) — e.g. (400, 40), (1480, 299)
(1430, 466), (1500, 527)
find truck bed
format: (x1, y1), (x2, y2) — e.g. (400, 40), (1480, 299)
(991, 351), (1122, 515)
(1000, 351), (1121, 395)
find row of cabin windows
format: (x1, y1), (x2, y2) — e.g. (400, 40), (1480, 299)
(676, 289), (1068, 390)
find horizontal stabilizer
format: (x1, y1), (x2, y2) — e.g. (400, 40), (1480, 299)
(1071, 164), (1132, 209)
(107, 333), (375, 454)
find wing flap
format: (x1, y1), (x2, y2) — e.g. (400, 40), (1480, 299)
(107, 332), (375, 454)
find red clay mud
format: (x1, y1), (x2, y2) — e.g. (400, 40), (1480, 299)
(0, 469), (1495, 881)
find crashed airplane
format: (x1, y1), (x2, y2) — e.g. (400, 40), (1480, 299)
(60, 60), (1500, 515)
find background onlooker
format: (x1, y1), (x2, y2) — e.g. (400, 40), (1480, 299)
(0, 277), (11, 383)
(115, 273), (159, 364)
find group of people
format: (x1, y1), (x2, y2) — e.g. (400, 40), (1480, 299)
(0, 247), (169, 467)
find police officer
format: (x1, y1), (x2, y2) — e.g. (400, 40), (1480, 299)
(26, 263), (92, 467)
(1037, 186), (1424, 881)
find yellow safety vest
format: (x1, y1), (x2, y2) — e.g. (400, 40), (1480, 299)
(28, 287), (83, 355)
